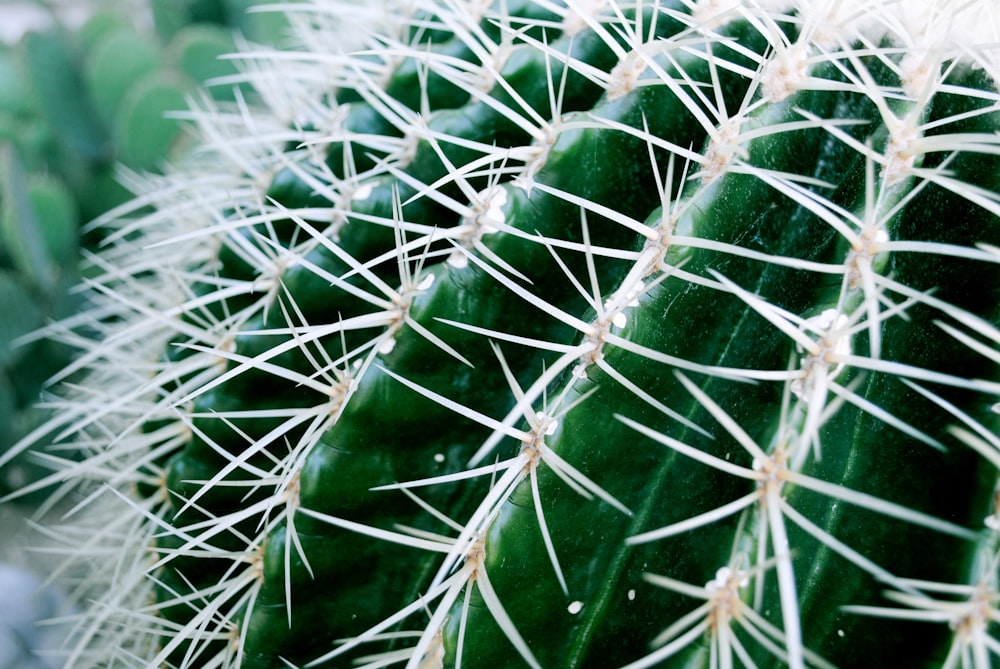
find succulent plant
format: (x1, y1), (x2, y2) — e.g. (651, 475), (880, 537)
(0, 0), (287, 501)
(6, 0), (1000, 667)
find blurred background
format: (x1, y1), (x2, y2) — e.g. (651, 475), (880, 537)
(0, 1), (287, 664)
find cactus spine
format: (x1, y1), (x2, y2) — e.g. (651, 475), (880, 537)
(7, 0), (1000, 667)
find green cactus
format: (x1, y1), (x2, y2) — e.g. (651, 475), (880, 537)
(5, 0), (1000, 667)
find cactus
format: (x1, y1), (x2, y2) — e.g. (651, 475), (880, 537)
(6, 0), (1000, 667)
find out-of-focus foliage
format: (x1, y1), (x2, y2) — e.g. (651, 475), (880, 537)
(0, 0), (288, 503)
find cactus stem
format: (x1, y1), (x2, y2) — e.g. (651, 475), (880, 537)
(619, 366), (985, 637)
(628, 560), (837, 669)
(841, 572), (1000, 666)
(299, 486), (541, 669)
(7, 1), (1000, 666)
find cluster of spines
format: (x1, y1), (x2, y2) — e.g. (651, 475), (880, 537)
(6, 0), (1000, 668)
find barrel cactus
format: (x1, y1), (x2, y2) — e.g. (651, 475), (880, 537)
(7, 0), (1000, 667)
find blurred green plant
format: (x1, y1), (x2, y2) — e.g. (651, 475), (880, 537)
(0, 0), (288, 503)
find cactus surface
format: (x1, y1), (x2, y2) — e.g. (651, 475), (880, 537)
(8, 0), (1000, 667)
